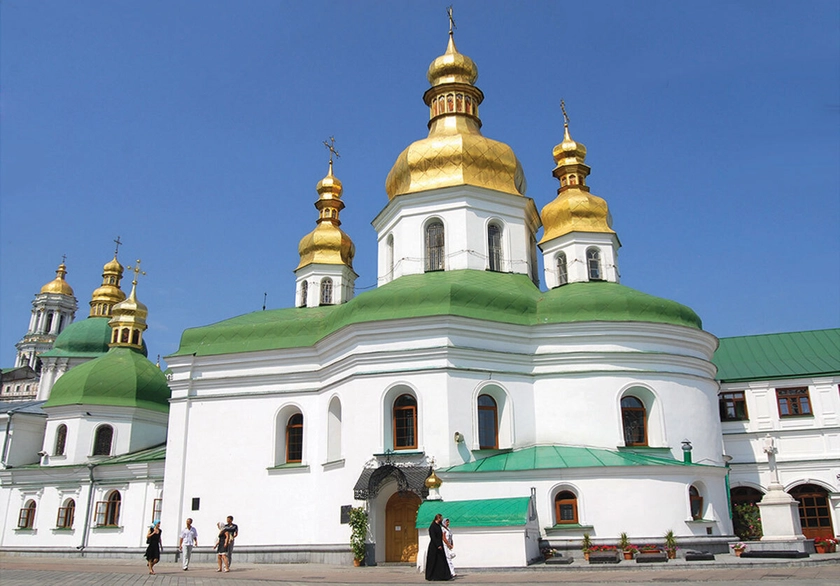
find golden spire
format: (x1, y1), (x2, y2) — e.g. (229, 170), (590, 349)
(540, 102), (614, 244)
(108, 259), (148, 350)
(385, 9), (526, 198)
(40, 259), (75, 296)
(89, 238), (126, 317)
(296, 139), (356, 270)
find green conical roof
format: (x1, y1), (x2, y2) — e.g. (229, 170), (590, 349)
(41, 317), (148, 359)
(44, 347), (170, 412)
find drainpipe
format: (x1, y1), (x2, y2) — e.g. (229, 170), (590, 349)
(723, 454), (734, 519)
(79, 463), (97, 556)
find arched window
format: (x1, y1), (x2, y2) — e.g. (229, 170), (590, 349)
(587, 248), (602, 280)
(45, 313), (54, 333)
(689, 485), (704, 520)
(477, 394), (498, 449)
(111, 329), (118, 344)
(299, 281), (308, 307)
(57, 498), (75, 528)
(393, 394), (418, 450)
(131, 330), (140, 345)
(93, 425), (114, 456)
(286, 413), (303, 463)
(54, 424), (67, 456)
(556, 253), (568, 286)
(529, 234), (539, 286)
(621, 396), (647, 446)
(386, 234), (394, 279)
(327, 397), (342, 462)
(554, 491), (578, 524)
(120, 328), (129, 343)
(320, 278), (333, 305)
(487, 224), (502, 272)
(95, 491), (121, 527)
(18, 500), (36, 528)
(425, 221), (445, 272)
(790, 483), (835, 539)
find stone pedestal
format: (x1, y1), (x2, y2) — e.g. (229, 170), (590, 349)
(757, 485), (806, 543)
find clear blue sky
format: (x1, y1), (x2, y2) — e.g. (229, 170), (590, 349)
(2, 0), (839, 369)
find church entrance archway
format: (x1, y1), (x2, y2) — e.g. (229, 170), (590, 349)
(385, 491), (420, 562)
(790, 484), (834, 539)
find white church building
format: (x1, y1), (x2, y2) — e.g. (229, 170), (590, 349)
(1, 25), (836, 567)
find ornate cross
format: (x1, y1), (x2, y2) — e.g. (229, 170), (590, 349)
(126, 259), (147, 286)
(561, 99), (570, 126)
(61, 254), (67, 264)
(323, 136), (340, 166)
(113, 235), (123, 257)
(447, 5), (456, 34)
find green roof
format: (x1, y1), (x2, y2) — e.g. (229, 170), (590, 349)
(444, 445), (697, 473)
(101, 443), (166, 465)
(41, 317), (147, 359)
(714, 328), (840, 383)
(44, 347), (170, 413)
(416, 497), (532, 528)
(171, 271), (702, 357)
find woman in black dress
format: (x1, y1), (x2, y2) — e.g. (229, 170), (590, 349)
(215, 521), (230, 572)
(145, 521), (162, 575)
(424, 514), (452, 581)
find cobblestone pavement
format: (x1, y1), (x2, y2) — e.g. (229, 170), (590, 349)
(1, 553), (839, 586)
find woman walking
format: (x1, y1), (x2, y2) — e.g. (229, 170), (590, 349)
(144, 521), (162, 575)
(441, 518), (455, 577)
(215, 521), (230, 572)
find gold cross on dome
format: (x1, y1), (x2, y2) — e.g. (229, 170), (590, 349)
(126, 260), (146, 286)
(561, 100), (570, 126)
(447, 6), (456, 34)
(323, 136), (340, 166)
(113, 235), (123, 257)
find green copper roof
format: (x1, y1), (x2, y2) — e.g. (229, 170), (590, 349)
(444, 445), (696, 473)
(41, 317), (148, 359)
(44, 347), (170, 413)
(416, 497), (532, 529)
(172, 271), (701, 357)
(714, 328), (840, 383)
(102, 443), (166, 465)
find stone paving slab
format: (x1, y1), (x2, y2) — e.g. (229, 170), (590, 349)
(1, 553), (839, 585)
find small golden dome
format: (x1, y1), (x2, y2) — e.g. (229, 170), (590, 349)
(540, 122), (614, 243)
(427, 34), (478, 87)
(424, 469), (443, 489)
(385, 32), (527, 199)
(40, 262), (75, 296)
(111, 286), (148, 322)
(103, 256), (123, 274)
(297, 161), (355, 270)
(89, 255), (126, 317)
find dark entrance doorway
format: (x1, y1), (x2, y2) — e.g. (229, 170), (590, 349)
(790, 484), (834, 539)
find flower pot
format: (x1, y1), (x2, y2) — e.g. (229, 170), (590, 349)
(815, 544), (827, 554)
(353, 558), (362, 567)
(667, 549), (676, 559)
(584, 552), (590, 561)
(734, 548), (744, 557)
(623, 551), (634, 560)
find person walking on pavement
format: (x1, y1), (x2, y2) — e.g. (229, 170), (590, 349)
(224, 515), (239, 568)
(178, 518), (198, 571)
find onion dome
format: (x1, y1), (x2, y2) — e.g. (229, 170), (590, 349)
(40, 262), (74, 296)
(296, 160), (356, 270)
(89, 255), (126, 317)
(425, 469), (443, 490)
(385, 30), (527, 199)
(43, 346), (170, 413)
(108, 261), (148, 350)
(539, 121), (615, 244)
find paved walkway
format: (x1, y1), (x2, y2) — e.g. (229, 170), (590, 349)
(1, 552), (839, 585)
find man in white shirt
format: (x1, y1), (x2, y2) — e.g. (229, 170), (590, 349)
(178, 518), (198, 570)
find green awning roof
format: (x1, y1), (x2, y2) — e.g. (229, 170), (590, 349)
(714, 328), (840, 383)
(416, 497), (532, 528)
(444, 445), (697, 473)
(171, 270), (702, 357)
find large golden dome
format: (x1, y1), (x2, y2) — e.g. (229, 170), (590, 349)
(540, 123), (614, 243)
(297, 162), (355, 269)
(385, 32), (526, 199)
(40, 262), (75, 296)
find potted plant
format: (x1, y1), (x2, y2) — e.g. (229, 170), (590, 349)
(348, 506), (368, 566)
(619, 532), (633, 559)
(639, 544), (660, 553)
(582, 532), (592, 560)
(664, 530), (677, 559)
(730, 542), (746, 557)
(814, 537), (829, 554)
(623, 544), (639, 560)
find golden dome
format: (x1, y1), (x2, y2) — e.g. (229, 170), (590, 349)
(89, 255), (126, 317)
(539, 123), (614, 244)
(109, 261), (148, 350)
(40, 262), (75, 296)
(296, 161), (356, 270)
(424, 469), (443, 489)
(385, 32), (527, 199)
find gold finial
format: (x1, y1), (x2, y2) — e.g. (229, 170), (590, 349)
(113, 235), (123, 258)
(323, 136), (340, 173)
(126, 260), (146, 286)
(561, 99), (570, 128)
(447, 5), (456, 35)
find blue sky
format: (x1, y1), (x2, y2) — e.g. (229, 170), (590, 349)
(2, 0), (838, 368)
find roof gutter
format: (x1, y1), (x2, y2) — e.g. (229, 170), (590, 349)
(78, 463), (97, 555)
